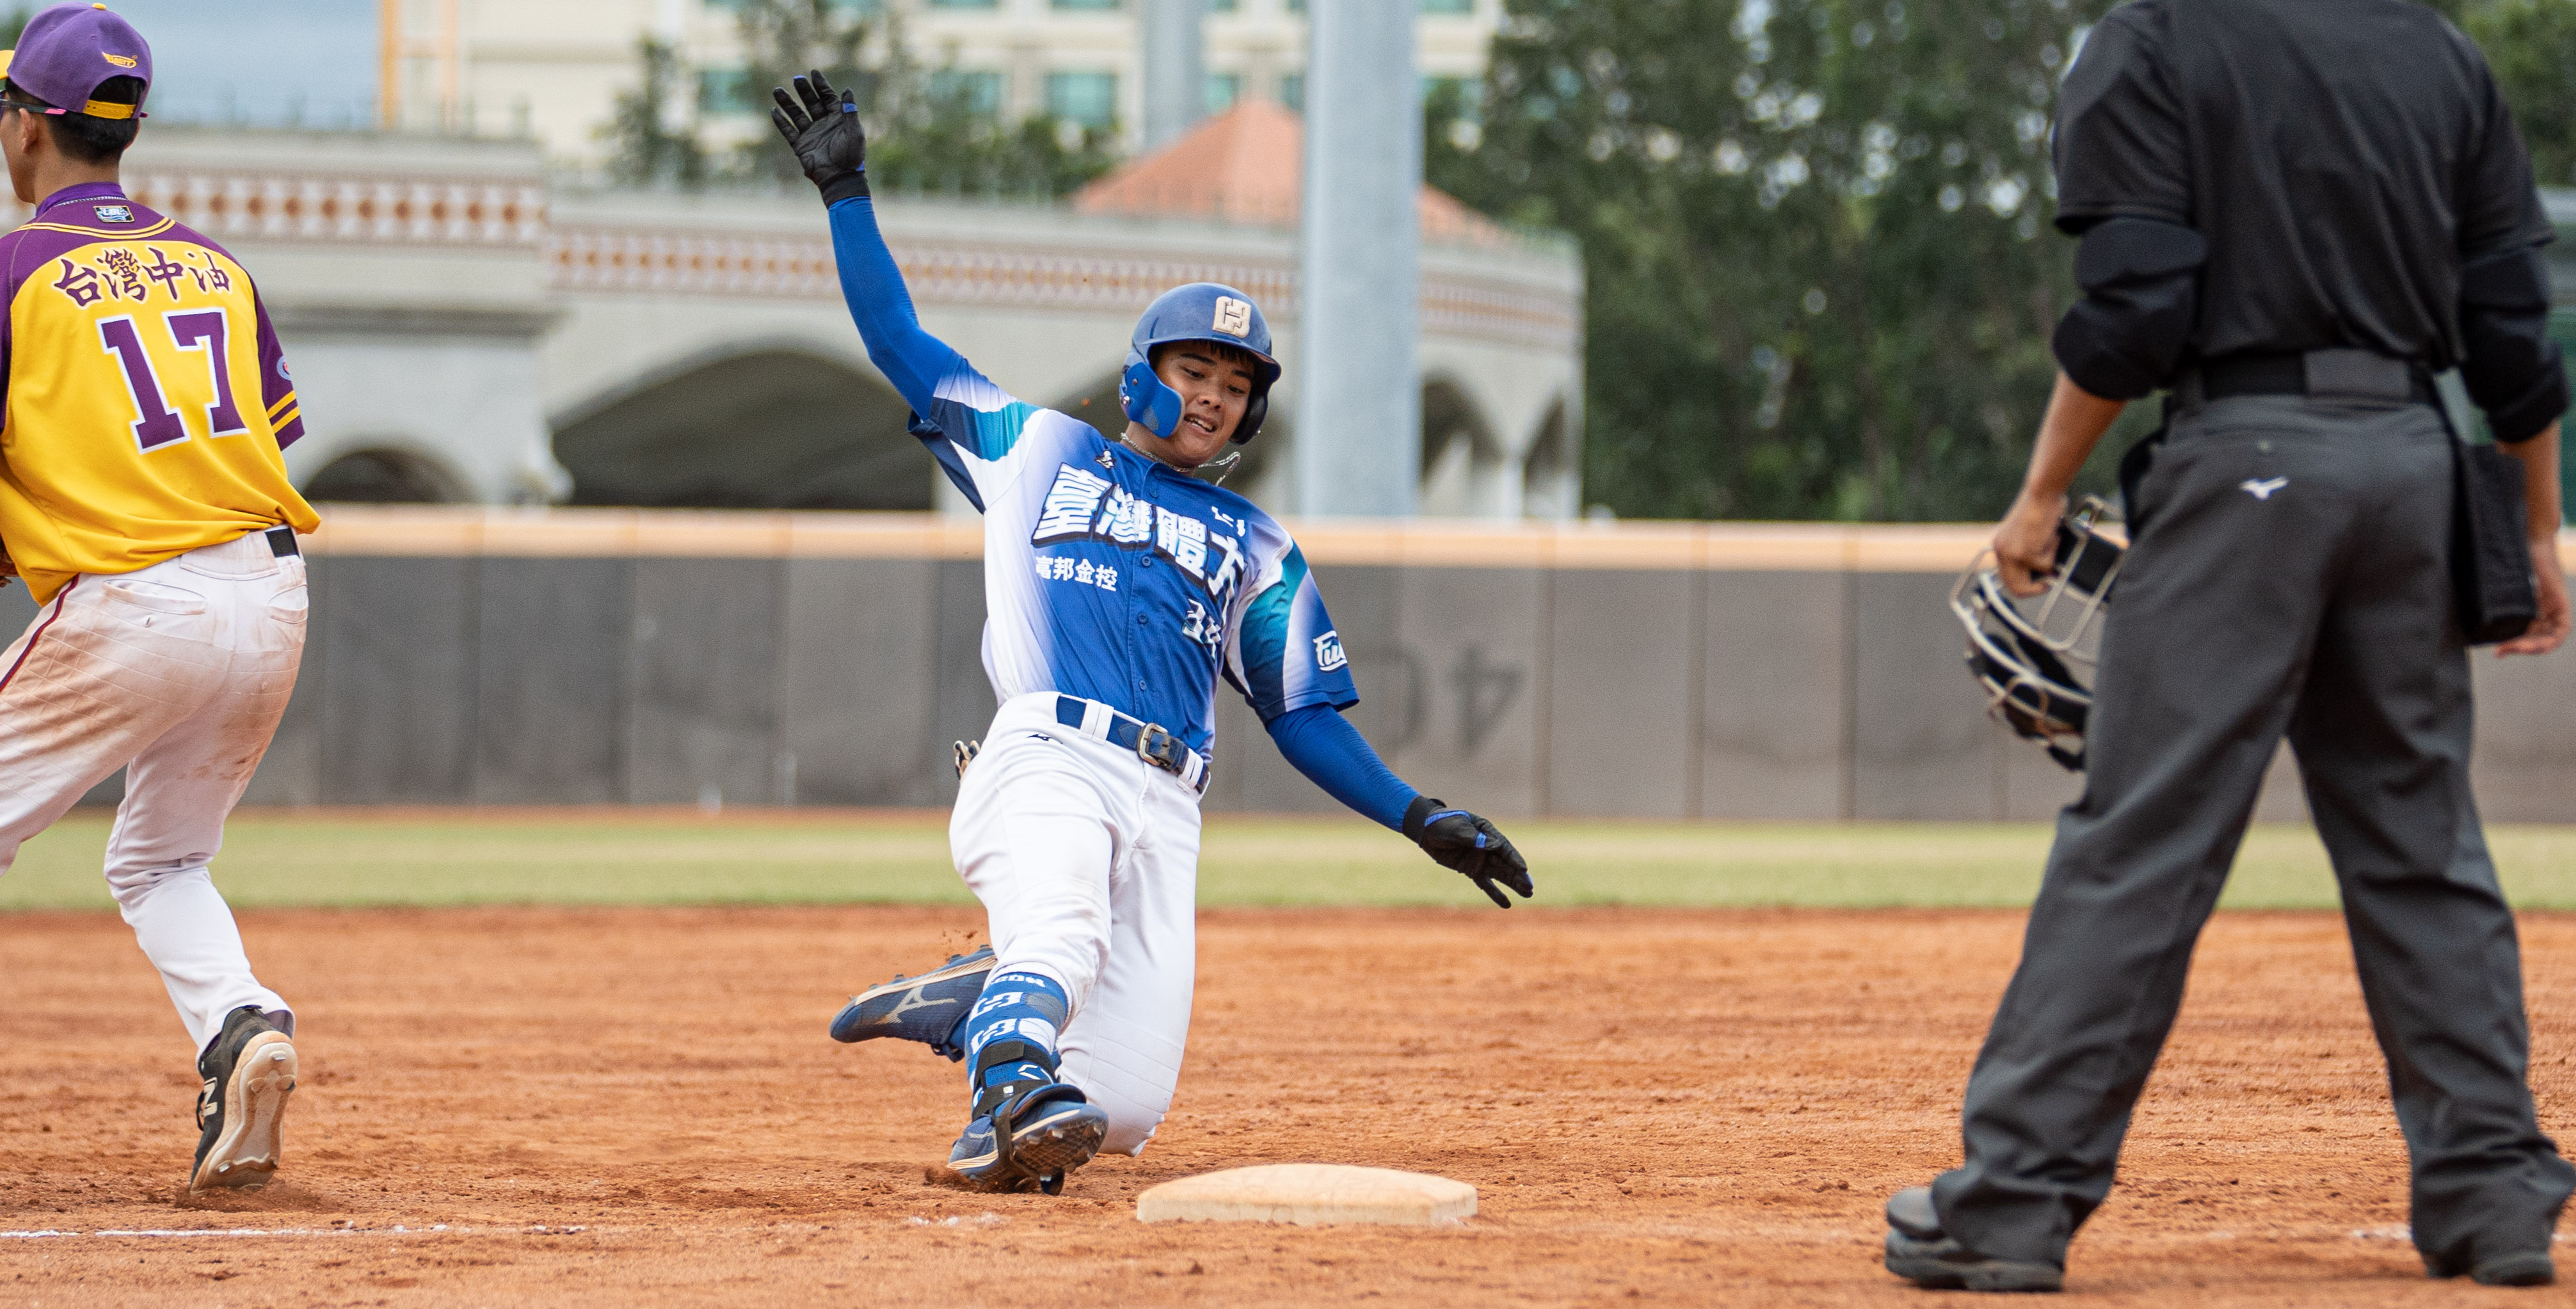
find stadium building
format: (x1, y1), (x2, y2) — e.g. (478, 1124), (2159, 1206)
(377, 0), (1501, 167)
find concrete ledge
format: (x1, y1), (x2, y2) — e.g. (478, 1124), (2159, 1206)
(303, 506), (2576, 574)
(298, 505), (2006, 571)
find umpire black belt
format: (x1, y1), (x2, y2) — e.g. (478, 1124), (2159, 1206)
(1054, 695), (1210, 794)
(2181, 348), (2435, 408)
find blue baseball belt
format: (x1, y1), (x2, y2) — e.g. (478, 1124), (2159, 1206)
(1053, 694), (1210, 794)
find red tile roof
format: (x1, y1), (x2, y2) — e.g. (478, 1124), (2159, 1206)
(1073, 99), (1510, 246)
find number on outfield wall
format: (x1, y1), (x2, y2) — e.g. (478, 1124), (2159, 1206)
(100, 307), (247, 451)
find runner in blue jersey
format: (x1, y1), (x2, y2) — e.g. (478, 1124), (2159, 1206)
(772, 74), (1533, 1194)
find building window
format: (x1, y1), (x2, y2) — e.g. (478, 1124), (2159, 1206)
(698, 68), (754, 115)
(928, 70), (1004, 116)
(1277, 72), (1302, 113)
(1283, 1), (1474, 10)
(1047, 71), (1118, 129)
(1206, 72), (1240, 115)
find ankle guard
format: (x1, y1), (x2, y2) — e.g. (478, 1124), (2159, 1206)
(971, 1038), (1062, 1118)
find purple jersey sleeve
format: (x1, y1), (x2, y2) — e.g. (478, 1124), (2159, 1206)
(253, 297), (301, 448)
(0, 226), (38, 422)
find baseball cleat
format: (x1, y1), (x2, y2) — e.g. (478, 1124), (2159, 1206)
(1882, 1186), (2064, 1293)
(189, 1006), (298, 1193)
(941, 1089), (1108, 1195)
(829, 944), (993, 1058)
(945, 1036), (1108, 1194)
(945, 1115), (1013, 1189)
(992, 1082), (1107, 1196)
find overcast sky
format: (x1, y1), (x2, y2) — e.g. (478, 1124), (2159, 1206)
(77, 0), (377, 128)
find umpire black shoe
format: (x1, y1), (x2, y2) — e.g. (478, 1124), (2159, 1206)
(189, 1006), (298, 1193)
(2431, 1250), (2556, 1287)
(1883, 1186), (2065, 1293)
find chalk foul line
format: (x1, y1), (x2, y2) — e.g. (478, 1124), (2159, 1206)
(0, 1224), (586, 1239)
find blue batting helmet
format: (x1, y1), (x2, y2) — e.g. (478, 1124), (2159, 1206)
(1118, 282), (1282, 444)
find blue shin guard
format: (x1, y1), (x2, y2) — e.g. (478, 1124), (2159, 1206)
(945, 972), (1105, 1194)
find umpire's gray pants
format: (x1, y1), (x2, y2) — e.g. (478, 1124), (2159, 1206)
(1932, 394), (2575, 1274)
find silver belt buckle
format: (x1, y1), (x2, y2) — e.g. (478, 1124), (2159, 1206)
(1135, 722), (1180, 772)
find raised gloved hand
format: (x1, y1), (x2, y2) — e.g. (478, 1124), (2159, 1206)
(1404, 796), (1533, 908)
(769, 70), (870, 205)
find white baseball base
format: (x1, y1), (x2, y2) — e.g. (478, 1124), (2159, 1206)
(1134, 1164), (1476, 1226)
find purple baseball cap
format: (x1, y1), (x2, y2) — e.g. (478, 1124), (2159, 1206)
(0, 3), (150, 120)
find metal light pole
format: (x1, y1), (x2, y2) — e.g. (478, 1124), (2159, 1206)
(1293, 0), (1420, 517)
(1140, 0), (1208, 152)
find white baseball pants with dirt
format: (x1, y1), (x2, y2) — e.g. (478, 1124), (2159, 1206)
(952, 691), (1202, 1157)
(0, 530), (305, 1054)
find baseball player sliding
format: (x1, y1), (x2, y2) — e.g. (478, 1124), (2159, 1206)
(771, 74), (1533, 1194)
(0, 4), (316, 1192)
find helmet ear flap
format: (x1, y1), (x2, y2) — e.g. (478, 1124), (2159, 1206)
(1231, 386), (1268, 444)
(1119, 353), (1181, 438)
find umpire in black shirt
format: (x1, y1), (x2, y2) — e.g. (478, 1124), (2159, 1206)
(1884, 0), (2575, 1293)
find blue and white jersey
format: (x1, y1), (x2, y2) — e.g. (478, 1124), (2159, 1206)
(823, 191), (1354, 758)
(922, 371), (1356, 756)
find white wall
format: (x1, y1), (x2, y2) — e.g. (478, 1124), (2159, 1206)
(282, 331), (563, 502)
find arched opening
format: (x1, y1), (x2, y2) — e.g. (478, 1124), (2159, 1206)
(553, 350), (931, 509)
(301, 447), (472, 504)
(1419, 377), (1510, 518)
(1520, 397), (1580, 520)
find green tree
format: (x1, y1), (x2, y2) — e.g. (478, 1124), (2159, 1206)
(1435, 0), (2102, 521)
(603, 0), (1119, 199)
(865, 91), (1123, 200)
(1434, 0), (2576, 521)
(2465, 0), (2576, 187)
(605, 36), (710, 188)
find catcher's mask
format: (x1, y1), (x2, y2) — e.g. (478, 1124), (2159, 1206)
(1951, 497), (2125, 772)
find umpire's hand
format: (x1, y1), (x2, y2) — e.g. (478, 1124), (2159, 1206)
(2495, 424), (2569, 658)
(2498, 535), (2572, 657)
(1994, 489), (2066, 598)
(770, 70), (869, 203)
(1404, 797), (1533, 908)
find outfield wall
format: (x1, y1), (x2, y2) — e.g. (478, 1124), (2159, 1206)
(10, 506), (2575, 821)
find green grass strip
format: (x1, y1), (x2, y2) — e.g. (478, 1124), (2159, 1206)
(10, 813), (2576, 912)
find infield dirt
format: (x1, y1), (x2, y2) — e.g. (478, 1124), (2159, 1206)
(6, 905), (2574, 1306)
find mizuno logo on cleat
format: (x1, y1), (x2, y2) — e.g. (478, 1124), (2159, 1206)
(881, 986), (957, 1022)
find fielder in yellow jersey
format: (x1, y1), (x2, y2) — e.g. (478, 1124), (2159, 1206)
(0, 3), (310, 1196)
(0, 192), (316, 600)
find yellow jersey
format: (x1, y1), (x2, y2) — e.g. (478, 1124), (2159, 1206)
(0, 182), (316, 602)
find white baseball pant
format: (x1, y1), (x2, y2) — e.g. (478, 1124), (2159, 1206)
(951, 692), (1202, 1156)
(0, 529), (305, 1054)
